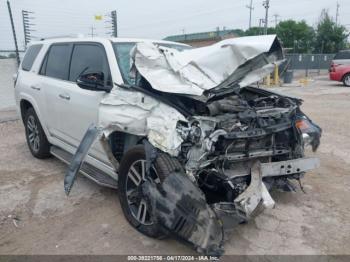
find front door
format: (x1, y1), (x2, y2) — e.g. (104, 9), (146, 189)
(40, 42), (113, 162)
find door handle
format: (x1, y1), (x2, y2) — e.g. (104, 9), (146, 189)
(30, 85), (40, 91)
(59, 93), (70, 100)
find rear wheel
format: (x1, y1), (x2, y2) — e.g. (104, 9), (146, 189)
(24, 108), (51, 159)
(118, 145), (182, 238)
(343, 73), (350, 87)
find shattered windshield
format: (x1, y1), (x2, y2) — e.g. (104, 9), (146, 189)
(113, 42), (191, 85)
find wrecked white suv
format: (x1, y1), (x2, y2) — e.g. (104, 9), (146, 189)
(15, 35), (321, 255)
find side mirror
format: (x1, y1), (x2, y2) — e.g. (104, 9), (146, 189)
(76, 72), (111, 92)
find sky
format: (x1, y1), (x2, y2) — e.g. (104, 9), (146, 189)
(1, 0), (350, 50)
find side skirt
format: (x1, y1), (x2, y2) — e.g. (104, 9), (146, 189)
(50, 145), (118, 190)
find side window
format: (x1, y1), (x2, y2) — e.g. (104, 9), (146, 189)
(21, 44), (43, 71)
(41, 44), (71, 80)
(69, 44), (111, 85)
(334, 51), (350, 60)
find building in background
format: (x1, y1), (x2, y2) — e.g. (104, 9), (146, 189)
(164, 28), (242, 47)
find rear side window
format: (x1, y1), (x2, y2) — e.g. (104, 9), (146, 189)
(69, 44), (111, 85)
(334, 51), (350, 60)
(41, 44), (71, 80)
(21, 44), (42, 71)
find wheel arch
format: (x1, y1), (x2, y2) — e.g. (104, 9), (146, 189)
(19, 95), (50, 140)
(341, 72), (350, 82)
(20, 99), (33, 124)
(107, 130), (144, 162)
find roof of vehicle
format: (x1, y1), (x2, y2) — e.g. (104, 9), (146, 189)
(30, 36), (190, 47)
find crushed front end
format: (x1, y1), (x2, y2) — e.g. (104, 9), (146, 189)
(145, 86), (321, 255)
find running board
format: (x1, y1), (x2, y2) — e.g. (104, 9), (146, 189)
(50, 146), (118, 189)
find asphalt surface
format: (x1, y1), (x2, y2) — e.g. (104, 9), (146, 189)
(0, 75), (349, 255)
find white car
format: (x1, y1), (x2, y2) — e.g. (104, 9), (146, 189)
(15, 36), (321, 255)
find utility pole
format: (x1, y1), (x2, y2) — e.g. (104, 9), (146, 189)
(6, 0), (20, 66)
(273, 14), (280, 27)
(246, 0), (254, 29)
(111, 10), (118, 37)
(336, 2), (340, 25)
(22, 10), (35, 48)
(89, 26), (96, 37)
(105, 11), (117, 37)
(263, 0), (270, 35)
(259, 18), (265, 35)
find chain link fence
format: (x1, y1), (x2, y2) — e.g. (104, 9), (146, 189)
(286, 53), (335, 70)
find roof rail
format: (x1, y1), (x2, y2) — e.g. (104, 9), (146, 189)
(40, 34), (85, 41)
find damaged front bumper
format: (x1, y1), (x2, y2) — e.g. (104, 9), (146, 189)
(229, 157), (320, 222)
(142, 157), (319, 255)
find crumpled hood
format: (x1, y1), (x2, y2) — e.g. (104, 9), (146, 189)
(131, 35), (284, 97)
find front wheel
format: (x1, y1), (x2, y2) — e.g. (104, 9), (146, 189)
(343, 73), (350, 87)
(118, 145), (182, 238)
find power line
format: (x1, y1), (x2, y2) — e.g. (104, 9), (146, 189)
(246, 0), (254, 29)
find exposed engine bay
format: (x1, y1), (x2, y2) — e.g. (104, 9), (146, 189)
(138, 86), (321, 255)
(177, 86), (319, 200)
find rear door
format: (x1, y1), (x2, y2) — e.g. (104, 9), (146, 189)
(38, 43), (72, 140)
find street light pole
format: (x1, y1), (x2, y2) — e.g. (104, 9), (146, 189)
(263, 0), (270, 35)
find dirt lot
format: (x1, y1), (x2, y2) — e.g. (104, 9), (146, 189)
(0, 75), (350, 255)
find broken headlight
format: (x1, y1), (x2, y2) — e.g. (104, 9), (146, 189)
(295, 118), (322, 151)
(176, 121), (202, 144)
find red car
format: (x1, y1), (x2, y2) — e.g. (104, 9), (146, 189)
(329, 50), (350, 86)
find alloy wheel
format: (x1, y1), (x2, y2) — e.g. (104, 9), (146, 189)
(125, 160), (160, 225)
(344, 75), (350, 86)
(27, 115), (40, 152)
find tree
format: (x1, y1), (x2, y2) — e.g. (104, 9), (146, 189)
(8, 53), (16, 58)
(314, 9), (349, 53)
(275, 20), (315, 53)
(231, 29), (245, 37)
(245, 26), (276, 36)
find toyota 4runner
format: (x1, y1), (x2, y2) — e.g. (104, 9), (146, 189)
(15, 35), (321, 255)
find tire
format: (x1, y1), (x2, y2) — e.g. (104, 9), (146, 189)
(118, 145), (183, 238)
(24, 107), (51, 159)
(343, 73), (350, 87)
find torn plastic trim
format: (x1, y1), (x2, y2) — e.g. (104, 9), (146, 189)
(233, 161), (266, 219)
(64, 124), (99, 195)
(142, 171), (225, 256)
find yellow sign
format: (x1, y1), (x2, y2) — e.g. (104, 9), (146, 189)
(94, 15), (103, 21)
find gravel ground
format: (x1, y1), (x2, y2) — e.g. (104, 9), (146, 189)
(0, 59), (16, 111)
(0, 75), (349, 255)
